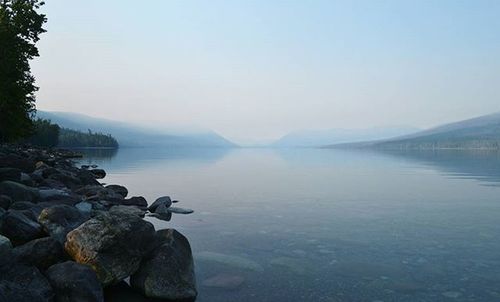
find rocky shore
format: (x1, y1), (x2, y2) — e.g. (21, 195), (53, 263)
(0, 145), (197, 302)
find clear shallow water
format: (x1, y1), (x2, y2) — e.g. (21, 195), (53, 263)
(78, 148), (500, 302)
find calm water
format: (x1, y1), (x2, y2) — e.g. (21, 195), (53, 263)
(78, 147), (500, 302)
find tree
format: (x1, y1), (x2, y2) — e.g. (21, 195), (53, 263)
(0, 0), (46, 142)
(26, 118), (60, 147)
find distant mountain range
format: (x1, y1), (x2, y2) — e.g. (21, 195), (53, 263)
(36, 111), (236, 148)
(330, 112), (500, 150)
(271, 126), (420, 147)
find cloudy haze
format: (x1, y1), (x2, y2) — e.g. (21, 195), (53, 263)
(32, 0), (500, 144)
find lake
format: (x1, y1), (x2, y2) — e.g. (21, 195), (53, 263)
(78, 147), (500, 302)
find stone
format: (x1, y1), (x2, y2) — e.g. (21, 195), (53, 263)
(75, 170), (100, 186)
(0, 167), (21, 182)
(13, 237), (64, 270)
(0, 194), (12, 209)
(38, 205), (88, 243)
(121, 196), (148, 208)
(38, 188), (70, 200)
(0, 210), (44, 246)
(0, 234), (12, 261)
(75, 201), (92, 215)
(148, 196), (172, 212)
(0, 181), (39, 202)
(0, 263), (54, 302)
(167, 206), (194, 214)
(130, 229), (197, 300)
(9, 201), (36, 211)
(106, 185), (128, 198)
(109, 205), (146, 217)
(46, 261), (104, 302)
(65, 211), (157, 285)
(90, 169), (106, 179)
(202, 273), (245, 290)
(0, 154), (35, 173)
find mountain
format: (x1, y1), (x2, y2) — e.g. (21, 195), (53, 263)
(330, 112), (500, 150)
(271, 126), (420, 147)
(36, 111), (236, 148)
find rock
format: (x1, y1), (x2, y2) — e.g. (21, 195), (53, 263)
(202, 273), (245, 290)
(147, 212), (172, 222)
(121, 196), (148, 208)
(65, 211), (157, 285)
(9, 201), (36, 211)
(172, 199), (179, 203)
(75, 170), (100, 186)
(0, 154), (35, 173)
(148, 196), (172, 212)
(104, 281), (152, 302)
(130, 229), (197, 300)
(106, 185), (128, 198)
(0, 234), (12, 261)
(154, 202), (169, 214)
(0, 263), (54, 302)
(38, 205), (88, 243)
(195, 251), (264, 272)
(38, 188), (70, 201)
(0, 167), (21, 182)
(0, 210), (44, 246)
(20, 172), (34, 186)
(0, 181), (39, 202)
(0, 194), (12, 209)
(46, 261), (104, 302)
(167, 206), (194, 214)
(48, 172), (82, 188)
(109, 205), (146, 217)
(90, 169), (106, 179)
(75, 201), (92, 215)
(13, 237), (64, 270)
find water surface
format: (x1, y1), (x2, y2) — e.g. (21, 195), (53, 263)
(79, 147), (500, 302)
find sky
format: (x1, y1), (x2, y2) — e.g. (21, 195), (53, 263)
(32, 0), (500, 144)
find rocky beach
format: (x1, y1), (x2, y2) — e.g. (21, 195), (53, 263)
(0, 144), (197, 302)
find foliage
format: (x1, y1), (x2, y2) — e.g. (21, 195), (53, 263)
(25, 118), (60, 147)
(0, 0), (46, 142)
(59, 128), (119, 148)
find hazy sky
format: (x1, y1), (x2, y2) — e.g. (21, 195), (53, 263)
(32, 0), (500, 144)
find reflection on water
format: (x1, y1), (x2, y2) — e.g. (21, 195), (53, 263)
(79, 147), (500, 302)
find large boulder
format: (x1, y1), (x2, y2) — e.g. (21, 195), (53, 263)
(0, 210), (44, 246)
(0, 263), (54, 302)
(0, 181), (39, 202)
(0, 168), (21, 182)
(90, 169), (106, 179)
(148, 196), (172, 212)
(105, 185), (128, 198)
(130, 229), (197, 300)
(38, 205), (88, 243)
(121, 196), (148, 209)
(0, 195), (12, 210)
(65, 211), (157, 286)
(13, 237), (64, 270)
(46, 261), (104, 302)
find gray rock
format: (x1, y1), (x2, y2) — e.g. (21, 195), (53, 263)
(38, 205), (88, 243)
(65, 211), (156, 285)
(0, 264), (54, 302)
(121, 196), (148, 208)
(0, 210), (44, 246)
(106, 185), (128, 198)
(109, 205), (146, 217)
(39, 188), (70, 200)
(9, 201), (36, 211)
(13, 237), (64, 270)
(131, 229), (197, 300)
(148, 196), (172, 212)
(90, 169), (106, 179)
(0, 181), (39, 202)
(46, 261), (104, 302)
(0, 167), (21, 182)
(0, 234), (12, 261)
(75, 201), (92, 215)
(167, 206), (194, 214)
(0, 194), (12, 209)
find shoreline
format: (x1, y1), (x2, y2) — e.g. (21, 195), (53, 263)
(0, 144), (197, 301)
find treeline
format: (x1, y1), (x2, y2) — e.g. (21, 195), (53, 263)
(25, 119), (118, 148)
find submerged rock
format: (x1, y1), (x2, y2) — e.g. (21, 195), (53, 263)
(202, 273), (245, 290)
(195, 251), (264, 272)
(65, 211), (156, 285)
(46, 261), (104, 302)
(167, 206), (194, 214)
(131, 229), (197, 300)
